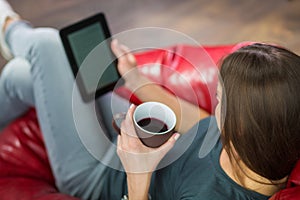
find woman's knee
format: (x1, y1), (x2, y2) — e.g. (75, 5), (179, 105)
(1, 58), (31, 88)
(29, 28), (62, 56)
(27, 28), (69, 70)
(0, 58), (33, 103)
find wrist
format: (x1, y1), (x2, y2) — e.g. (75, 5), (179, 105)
(127, 173), (152, 200)
(127, 172), (152, 181)
(125, 75), (152, 92)
(126, 76), (156, 98)
(121, 194), (152, 200)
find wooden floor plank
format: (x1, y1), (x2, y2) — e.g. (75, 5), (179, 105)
(1, 0), (299, 68)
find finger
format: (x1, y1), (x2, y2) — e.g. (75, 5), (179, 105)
(119, 44), (130, 53)
(119, 104), (136, 142)
(116, 135), (129, 158)
(112, 42), (134, 70)
(117, 134), (121, 148)
(116, 135), (122, 155)
(119, 120), (129, 145)
(125, 104), (136, 121)
(120, 44), (136, 65)
(124, 104), (138, 137)
(111, 40), (131, 64)
(111, 40), (129, 59)
(111, 39), (122, 57)
(157, 133), (180, 153)
(119, 123), (144, 152)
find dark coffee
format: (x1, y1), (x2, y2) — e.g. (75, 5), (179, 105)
(137, 118), (168, 133)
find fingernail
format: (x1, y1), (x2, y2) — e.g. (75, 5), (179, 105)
(128, 54), (135, 63)
(174, 133), (180, 141)
(130, 104), (135, 109)
(112, 39), (118, 47)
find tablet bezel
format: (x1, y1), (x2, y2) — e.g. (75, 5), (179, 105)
(60, 13), (122, 102)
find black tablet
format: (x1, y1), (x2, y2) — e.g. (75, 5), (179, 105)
(60, 13), (122, 102)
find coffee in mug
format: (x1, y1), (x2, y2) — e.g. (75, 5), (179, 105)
(133, 102), (176, 148)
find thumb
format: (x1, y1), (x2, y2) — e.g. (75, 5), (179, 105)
(111, 39), (124, 58)
(120, 44), (136, 65)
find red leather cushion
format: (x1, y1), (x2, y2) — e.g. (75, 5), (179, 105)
(117, 43), (252, 113)
(270, 160), (300, 200)
(0, 109), (78, 200)
(287, 160), (300, 187)
(270, 187), (300, 200)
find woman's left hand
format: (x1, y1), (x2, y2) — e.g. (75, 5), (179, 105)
(117, 104), (180, 174)
(111, 40), (144, 91)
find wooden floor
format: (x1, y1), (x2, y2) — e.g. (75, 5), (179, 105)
(1, 0), (299, 68)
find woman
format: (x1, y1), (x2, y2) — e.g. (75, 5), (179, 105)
(117, 43), (300, 199)
(1, 1), (300, 199)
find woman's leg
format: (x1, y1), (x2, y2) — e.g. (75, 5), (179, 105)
(0, 57), (33, 129)
(4, 21), (125, 199)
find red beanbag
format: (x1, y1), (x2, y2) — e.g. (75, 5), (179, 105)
(0, 109), (78, 200)
(117, 43), (251, 113)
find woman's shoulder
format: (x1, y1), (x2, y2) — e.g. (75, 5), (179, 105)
(153, 117), (268, 200)
(179, 116), (220, 158)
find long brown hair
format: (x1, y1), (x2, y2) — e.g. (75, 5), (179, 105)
(220, 43), (300, 181)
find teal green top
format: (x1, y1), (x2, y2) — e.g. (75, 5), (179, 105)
(150, 117), (269, 200)
(102, 117), (270, 200)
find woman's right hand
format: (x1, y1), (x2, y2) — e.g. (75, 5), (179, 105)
(111, 40), (141, 90)
(117, 104), (179, 173)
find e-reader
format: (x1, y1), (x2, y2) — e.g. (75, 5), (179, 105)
(60, 13), (122, 102)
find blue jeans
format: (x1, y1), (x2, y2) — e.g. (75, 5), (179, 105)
(0, 21), (128, 199)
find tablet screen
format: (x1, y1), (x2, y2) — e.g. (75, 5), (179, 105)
(60, 13), (121, 102)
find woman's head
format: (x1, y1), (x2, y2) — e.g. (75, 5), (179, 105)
(217, 43), (300, 181)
